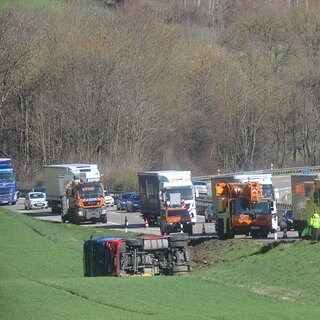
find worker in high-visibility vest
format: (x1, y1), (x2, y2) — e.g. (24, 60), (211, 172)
(310, 211), (320, 241)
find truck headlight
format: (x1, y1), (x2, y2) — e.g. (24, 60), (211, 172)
(78, 210), (84, 216)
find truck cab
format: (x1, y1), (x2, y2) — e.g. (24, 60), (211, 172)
(215, 182), (273, 239)
(160, 207), (193, 235)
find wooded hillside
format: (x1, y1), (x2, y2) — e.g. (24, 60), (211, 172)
(1, 0), (320, 189)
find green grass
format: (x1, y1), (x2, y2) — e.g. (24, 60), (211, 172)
(0, 0), (62, 13)
(1, 208), (320, 320)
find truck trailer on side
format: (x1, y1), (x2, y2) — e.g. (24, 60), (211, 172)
(138, 170), (197, 226)
(83, 233), (190, 277)
(0, 158), (19, 205)
(44, 164), (107, 224)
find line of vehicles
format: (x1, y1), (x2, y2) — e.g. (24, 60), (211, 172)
(0, 158), (276, 238)
(3, 156), (320, 241)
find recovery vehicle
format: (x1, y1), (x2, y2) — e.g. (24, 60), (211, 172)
(214, 181), (274, 239)
(210, 174), (278, 232)
(44, 164), (107, 224)
(63, 180), (107, 224)
(83, 234), (190, 276)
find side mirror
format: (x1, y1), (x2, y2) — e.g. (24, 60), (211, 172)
(269, 201), (274, 211)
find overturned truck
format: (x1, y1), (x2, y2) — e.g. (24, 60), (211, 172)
(83, 234), (190, 277)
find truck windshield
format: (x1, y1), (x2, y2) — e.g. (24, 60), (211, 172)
(165, 187), (193, 200)
(0, 173), (15, 183)
(167, 210), (190, 218)
(233, 199), (270, 215)
(261, 184), (275, 201)
(79, 184), (103, 198)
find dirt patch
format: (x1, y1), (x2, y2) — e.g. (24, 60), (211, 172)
(187, 238), (242, 271)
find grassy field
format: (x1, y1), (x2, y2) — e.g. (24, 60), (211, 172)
(1, 207), (320, 320)
(0, 0), (62, 12)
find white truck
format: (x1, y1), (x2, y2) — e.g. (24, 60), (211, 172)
(44, 164), (107, 224)
(211, 173), (278, 233)
(138, 170), (198, 226)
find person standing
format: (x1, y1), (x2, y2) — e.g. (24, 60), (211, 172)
(310, 211), (320, 241)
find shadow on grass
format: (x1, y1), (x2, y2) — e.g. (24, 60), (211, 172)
(251, 240), (298, 255)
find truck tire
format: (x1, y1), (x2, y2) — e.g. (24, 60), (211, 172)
(184, 225), (193, 236)
(169, 240), (186, 248)
(227, 231), (235, 239)
(126, 238), (143, 248)
(172, 265), (189, 275)
(217, 219), (227, 240)
(101, 215), (107, 223)
(72, 215), (81, 225)
(251, 231), (259, 239)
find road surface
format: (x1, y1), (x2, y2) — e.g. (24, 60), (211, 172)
(8, 198), (299, 240)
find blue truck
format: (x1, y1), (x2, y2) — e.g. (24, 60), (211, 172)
(0, 158), (19, 205)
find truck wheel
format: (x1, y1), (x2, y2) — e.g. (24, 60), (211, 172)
(227, 231), (235, 239)
(126, 238), (143, 248)
(185, 225), (193, 236)
(101, 215), (107, 223)
(169, 240), (186, 248)
(217, 219), (227, 240)
(251, 231), (259, 239)
(172, 265), (189, 275)
(72, 216), (81, 225)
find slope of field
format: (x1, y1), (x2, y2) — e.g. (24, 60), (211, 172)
(1, 208), (320, 320)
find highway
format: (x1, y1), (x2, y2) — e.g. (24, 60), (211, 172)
(9, 197), (299, 240)
(272, 175), (291, 201)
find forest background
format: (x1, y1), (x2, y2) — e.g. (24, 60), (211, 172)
(1, 0), (320, 190)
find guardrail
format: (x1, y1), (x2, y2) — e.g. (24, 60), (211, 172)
(193, 165), (320, 182)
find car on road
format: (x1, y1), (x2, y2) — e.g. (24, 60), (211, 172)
(116, 192), (136, 211)
(126, 194), (141, 212)
(193, 181), (208, 196)
(104, 195), (114, 207)
(24, 192), (48, 210)
(279, 209), (293, 231)
(204, 203), (214, 223)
